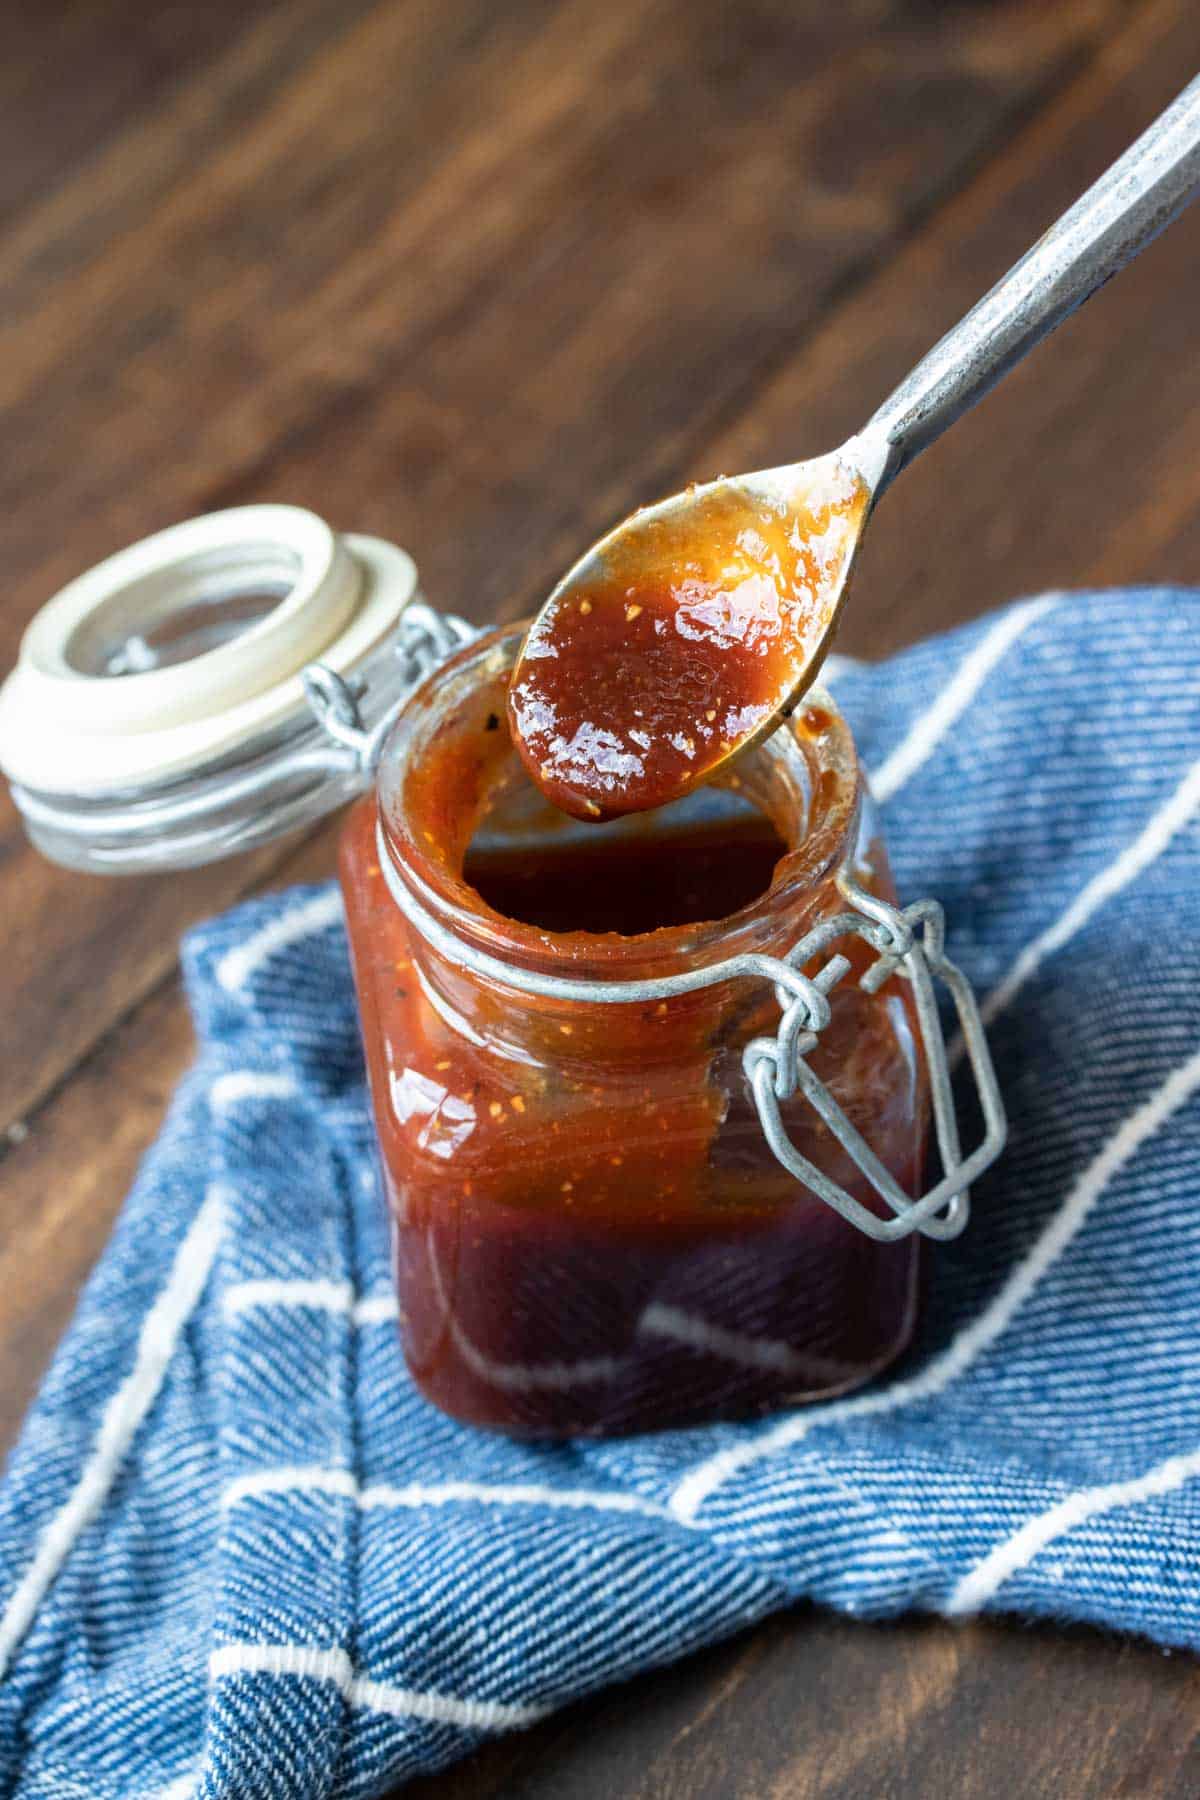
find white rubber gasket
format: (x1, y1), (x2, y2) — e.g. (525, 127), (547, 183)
(0, 507), (418, 795)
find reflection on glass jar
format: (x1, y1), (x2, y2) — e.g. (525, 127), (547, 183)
(340, 628), (929, 1437)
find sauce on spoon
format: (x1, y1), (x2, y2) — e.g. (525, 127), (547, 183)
(508, 460), (869, 820)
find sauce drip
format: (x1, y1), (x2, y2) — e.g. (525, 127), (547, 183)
(508, 462), (868, 821)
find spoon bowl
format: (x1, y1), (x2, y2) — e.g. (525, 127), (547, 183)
(507, 437), (886, 821)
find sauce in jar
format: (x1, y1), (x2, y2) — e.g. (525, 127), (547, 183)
(464, 795), (786, 934)
(507, 463), (869, 820)
(341, 628), (926, 1436)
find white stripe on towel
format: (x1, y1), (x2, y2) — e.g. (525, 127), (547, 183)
(221, 1464), (666, 1522)
(211, 1071), (299, 1108)
(224, 1278), (354, 1317)
(149, 1776), (199, 1800)
(222, 1466), (359, 1509)
(216, 889), (343, 992)
(947, 1443), (1200, 1616)
(359, 1480), (667, 1519)
(669, 1044), (1200, 1523)
(869, 595), (1057, 805)
(0, 1185), (225, 1678)
(979, 752), (1200, 1029)
(353, 1292), (402, 1325)
(209, 1642), (549, 1731)
(222, 1279), (399, 1326)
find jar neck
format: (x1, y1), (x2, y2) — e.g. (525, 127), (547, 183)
(375, 626), (864, 1063)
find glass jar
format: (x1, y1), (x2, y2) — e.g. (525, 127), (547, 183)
(339, 627), (928, 1434)
(0, 508), (1003, 1439)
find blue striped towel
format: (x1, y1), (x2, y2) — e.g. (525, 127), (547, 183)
(1, 589), (1199, 1798)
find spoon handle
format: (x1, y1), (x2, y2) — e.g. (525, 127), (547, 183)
(863, 74), (1200, 485)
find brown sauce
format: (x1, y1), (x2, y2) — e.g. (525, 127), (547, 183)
(464, 795), (787, 935)
(508, 463), (868, 821)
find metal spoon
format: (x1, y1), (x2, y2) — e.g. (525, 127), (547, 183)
(509, 74), (1200, 822)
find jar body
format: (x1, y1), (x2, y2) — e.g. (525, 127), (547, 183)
(341, 808), (922, 1437)
(338, 630), (927, 1437)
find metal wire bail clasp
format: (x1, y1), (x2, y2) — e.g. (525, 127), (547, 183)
(743, 876), (1007, 1243)
(303, 600), (476, 777)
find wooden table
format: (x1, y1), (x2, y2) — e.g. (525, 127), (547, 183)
(3, 1), (1199, 1792)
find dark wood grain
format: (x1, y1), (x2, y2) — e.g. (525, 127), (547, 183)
(403, 1613), (1200, 1800)
(698, 0), (1200, 655)
(0, 0), (1130, 1133)
(0, 0), (291, 224)
(2, 0), (1200, 1795)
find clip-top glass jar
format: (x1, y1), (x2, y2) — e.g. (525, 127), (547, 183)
(0, 507), (1005, 1438)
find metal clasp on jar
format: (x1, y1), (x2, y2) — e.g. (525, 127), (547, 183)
(303, 602), (475, 778)
(742, 878), (1006, 1242)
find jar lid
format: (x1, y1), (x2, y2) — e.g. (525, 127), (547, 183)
(0, 505), (461, 872)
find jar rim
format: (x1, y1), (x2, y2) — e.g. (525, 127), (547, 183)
(375, 625), (864, 985)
